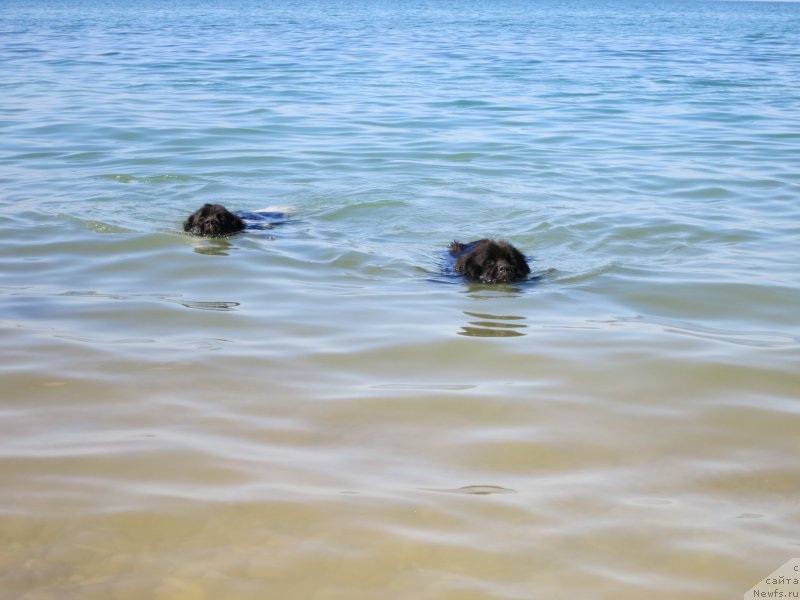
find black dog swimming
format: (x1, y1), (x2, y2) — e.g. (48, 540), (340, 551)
(449, 239), (530, 284)
(184, 204), (244, 236)
(184, 203), (288, 236)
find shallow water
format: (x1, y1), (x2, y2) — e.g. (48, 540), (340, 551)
(2, 0), (800, 598)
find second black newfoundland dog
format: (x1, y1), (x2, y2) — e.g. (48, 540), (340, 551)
(184, 203), (245, 236)
(184, 203), (289, 236)
(449, 239), (530, 284)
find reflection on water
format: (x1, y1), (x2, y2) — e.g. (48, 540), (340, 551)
(462, 283), (527, 298)
(458, 280), (529, 337)
(189, 237), (243, 256)
(459, 310), (528, 338)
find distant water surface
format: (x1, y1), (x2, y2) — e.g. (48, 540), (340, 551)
(1, 0), (799, 598)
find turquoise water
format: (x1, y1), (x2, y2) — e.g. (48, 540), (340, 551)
(2, 1), (800, 598)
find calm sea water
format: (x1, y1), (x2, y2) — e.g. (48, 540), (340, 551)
(2, 0), (800, 598)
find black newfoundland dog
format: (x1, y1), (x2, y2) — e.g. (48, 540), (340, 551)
(449, 239), (530, 284)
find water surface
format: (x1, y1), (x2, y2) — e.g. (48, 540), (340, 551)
(1, 0), (800, 598)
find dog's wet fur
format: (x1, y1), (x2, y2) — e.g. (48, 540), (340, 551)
(450, 239), (530, 284)
(183, 203), (245, 236)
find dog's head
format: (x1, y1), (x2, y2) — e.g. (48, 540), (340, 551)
(183, 204), (245, 236)
(453, 239), (530, 284)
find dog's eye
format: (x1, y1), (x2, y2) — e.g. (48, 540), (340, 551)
(484, 259), (494, 267)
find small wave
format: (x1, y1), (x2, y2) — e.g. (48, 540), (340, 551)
(54, 334), (154, 345)
(177, 338), (236, 350)
(617, 316), (798, 349)
(426, 99), (492, 109)
(93, 173), (196, 184)
(666, 186), (736, 200)
(179, 301), (240, 312)
(423, 485), (518, 496)
(371, 383), (476, 391)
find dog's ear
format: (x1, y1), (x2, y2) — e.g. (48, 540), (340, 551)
(184, 204), (212, 232)
(509, 245), (531, 276)
(449, 241), (466, 256)
(467, 260), (484, 280)
(223, 210), (244, 232)
(183, 212), (199, 232)
(461, 253), (487, 280)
